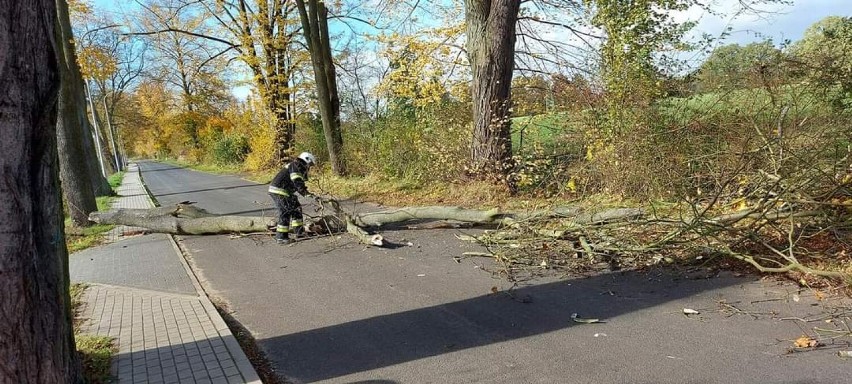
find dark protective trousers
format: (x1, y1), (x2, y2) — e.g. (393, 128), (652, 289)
(269, 194), (304, 238)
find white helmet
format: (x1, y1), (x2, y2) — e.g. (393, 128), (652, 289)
(298, 152), (316, 167)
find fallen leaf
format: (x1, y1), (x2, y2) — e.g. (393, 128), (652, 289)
(683, 308), (700, 315)
(815, 291), (826, 301)
(793, 335), (818, 349)
(571, 313), (604, 324)
(491, 286), (498, 294)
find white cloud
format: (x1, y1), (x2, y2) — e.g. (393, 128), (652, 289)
(679, 0), (849, 45)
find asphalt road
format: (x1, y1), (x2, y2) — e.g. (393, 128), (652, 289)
(139, 160), (851, 384)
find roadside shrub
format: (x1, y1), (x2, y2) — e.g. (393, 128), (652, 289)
(293, 114), (327, 165)
(212, 134), (249, 165)
(341, 99), (470, 181)
(570, 84), (849, 201)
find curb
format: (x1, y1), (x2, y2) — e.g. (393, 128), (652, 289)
(136, 162), (262, 384)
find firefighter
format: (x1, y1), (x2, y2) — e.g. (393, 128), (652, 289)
(268, 152), (316, 244)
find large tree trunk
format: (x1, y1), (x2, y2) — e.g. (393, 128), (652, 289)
(85, 80), (116, 176)
(0, 1), (83, 381)
(89, 202), (643, 247)
(83, 118), (113, 196)
(271, 89), (296, 165)
(465, 0), (519, 185)
(56, 0), (99, 226)
(56, 0), (110, 197)
(103, 96), (122, 172)
(296, 0), (346, 176)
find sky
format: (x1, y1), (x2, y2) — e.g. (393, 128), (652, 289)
(93, 0), (849, 98)
(95, 0), (849, 43)
(677, 0), (850, 45)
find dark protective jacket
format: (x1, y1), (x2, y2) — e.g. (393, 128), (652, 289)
(268, 158), (309, 197)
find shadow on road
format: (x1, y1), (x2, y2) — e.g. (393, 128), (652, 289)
(154, 184), (261, 198)
(254, 269), (750, 382)
(133, 164), (186, 173)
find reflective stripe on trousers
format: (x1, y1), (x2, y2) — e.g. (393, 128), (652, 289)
(268, 186), (289, 196)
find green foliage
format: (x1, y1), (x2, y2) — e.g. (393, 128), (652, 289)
(790, 16), (852, 109)
(95, 196), (113, 212)
(107, 171), (124, 190)
(698, 41), (786, 92)
(589, 0), (695, 105)
(293, 114), (327, 165)
(574, 82), (849, 198)
(212, 134), (250, 165)
(340, 100), (470, 181)
(65, 222), (115, 253)
(512, 75), (550, 116)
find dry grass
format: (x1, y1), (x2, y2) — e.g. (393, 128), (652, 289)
(70, 283), (116, 384)
(305, 172), (640, 211)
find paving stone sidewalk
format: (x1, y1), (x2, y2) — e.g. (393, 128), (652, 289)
(105, 164), (157, 242)
(72, 164), (261, 384)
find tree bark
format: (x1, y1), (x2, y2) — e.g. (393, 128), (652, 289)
(59, 2), (110, 197)
(86, 80), (116, 176)
(103, 96), (122, 172)
(83, 117), (113, 196)
(271, 88), (296, 165)
(55, 0), (99, 226)
(0, 1), (82, 381)
(296, 0), (346, 176)
(216, 0), (299, 165)
(83, 119), (113, 196)
(465, 0), (519, 185)
(90, 202), (633, 239)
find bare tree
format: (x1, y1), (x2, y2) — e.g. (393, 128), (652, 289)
(0, 0), (82, 381)
(133, 0), (227, 113)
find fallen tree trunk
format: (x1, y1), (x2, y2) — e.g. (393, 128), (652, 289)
(92, 204), (214, 222)
(352, 206), (581, 227)
(88, 201), (640, 246)
(90, 212), (275, 235)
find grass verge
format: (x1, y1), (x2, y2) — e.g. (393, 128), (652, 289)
(65, 172), (125, 253)
(107, 171), (125, 190)
(70, 283), (116, 384)
(65, 195), (116, 253)
(76, 335), (115, 384)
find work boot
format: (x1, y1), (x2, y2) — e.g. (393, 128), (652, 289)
(290, 226), (305, 240)
(275, 232), (289, 245)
